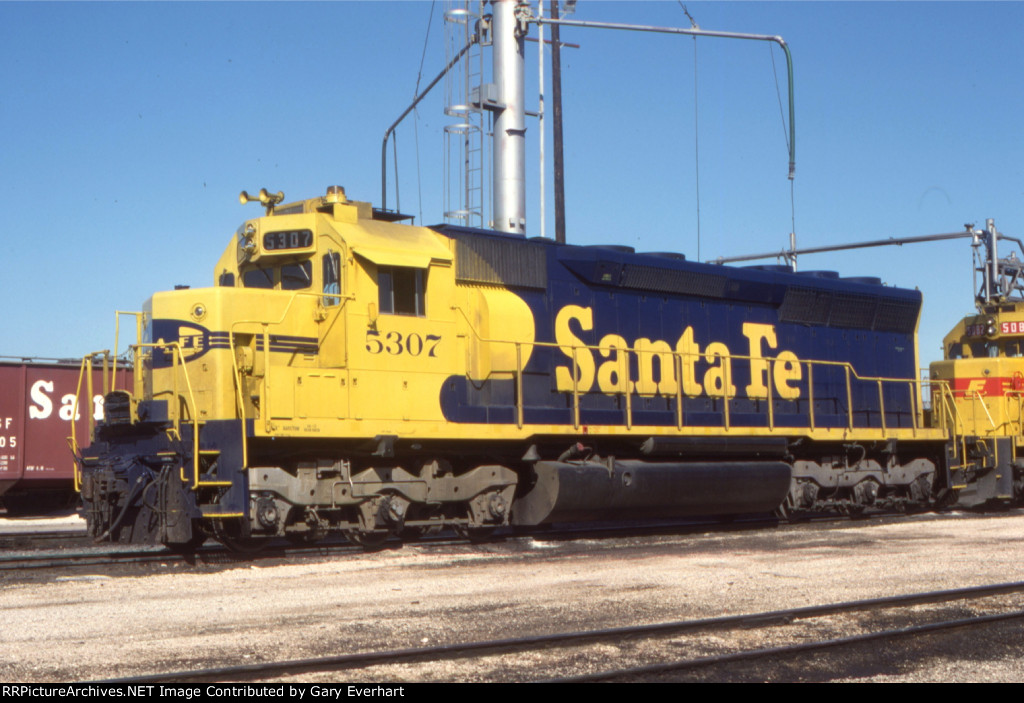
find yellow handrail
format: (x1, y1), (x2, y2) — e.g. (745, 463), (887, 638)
(452, 303), (927, 434)
(808, 364), (816, 430)
(674, 355), (685, 430)
(966, 390), (997, 429)
(132, 341), (205, 487)
(70, 352), (97, 490)
(112, 311), (144, 395)
(228, 290), (353, 468)
(571, 347), (580, 429)
(515, 343), (524, 429)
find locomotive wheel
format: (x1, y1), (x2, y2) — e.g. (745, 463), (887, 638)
(402, 524), (443, 540)
(168, 526), (209, 554)
(286, 530), (323, 545)
(839, 504), (867, 518)
(344, 529), (388, 550)
(285, 515), (327, 545)
(213, 519), (267, 554)
(454, 524), (496, 543)
(399, 499), (443, 541)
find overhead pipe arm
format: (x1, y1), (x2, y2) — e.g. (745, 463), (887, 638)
(712, 230), (979, 266)
(711, 222), (1024, 308)
(521, 11), (797, 180)
(381, 34), (479, 213)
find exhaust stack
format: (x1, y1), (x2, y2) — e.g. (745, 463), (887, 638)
(491, 0), (527, 234)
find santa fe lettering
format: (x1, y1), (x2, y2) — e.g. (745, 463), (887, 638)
(554, 305), (802, 400)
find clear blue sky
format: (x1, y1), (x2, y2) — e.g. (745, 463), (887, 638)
(2, 1), (1022, 365)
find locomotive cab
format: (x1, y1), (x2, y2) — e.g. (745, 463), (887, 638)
(78, 186), (525, 546)
(932, 306), (1024, 436)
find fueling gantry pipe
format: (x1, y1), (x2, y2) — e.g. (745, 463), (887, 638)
(712, 231), (979, 266)
(381, 35), (479, 214)
(525, 13), (797, 181)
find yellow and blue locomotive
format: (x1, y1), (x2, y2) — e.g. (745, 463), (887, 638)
(929, 223), (1024, 507)
(76, 185), (962, 548)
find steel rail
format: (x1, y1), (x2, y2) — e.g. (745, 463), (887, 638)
(0, 529), (89, 551)
(0, 547), (181, 571)
(0, 543), (361, 572)
(552, 609), (1024, 683)
(92, 580), (1024, 684)
(6, 509), (1007, 574)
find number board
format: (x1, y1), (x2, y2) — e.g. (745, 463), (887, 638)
(263, 229), (314, 252)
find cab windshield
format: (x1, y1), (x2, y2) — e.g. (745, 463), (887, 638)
(242, 261), (312, 290)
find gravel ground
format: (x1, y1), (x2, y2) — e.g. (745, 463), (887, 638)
(0, 513), (83, 534)
(2, 511), (1024, 682)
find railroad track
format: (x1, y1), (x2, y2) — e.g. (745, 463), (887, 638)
(0, 509), (1011, 576)
(0, 539), (369, 572)
(0, 528), (517, 573)
(90, 581), (1024, 683)
(554, 604), (1024, 682)
(0, 514), (770, 573)
(0, 528), (90, 552)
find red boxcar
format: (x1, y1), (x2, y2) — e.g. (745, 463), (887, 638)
(0, 359), (132, 514)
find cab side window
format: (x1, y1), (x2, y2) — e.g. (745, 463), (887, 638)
(323, 252), (341, 306)
(378, 266), (425, 316)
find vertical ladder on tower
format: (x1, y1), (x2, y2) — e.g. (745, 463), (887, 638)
(443, 1), (486, 229)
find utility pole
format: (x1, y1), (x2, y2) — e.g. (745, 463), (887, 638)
(550, 1), (566, 244)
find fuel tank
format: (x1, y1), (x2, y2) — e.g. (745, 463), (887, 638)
(511, 459), (792, 525)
